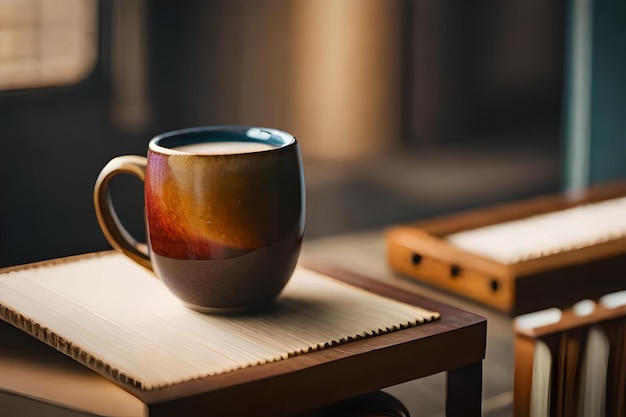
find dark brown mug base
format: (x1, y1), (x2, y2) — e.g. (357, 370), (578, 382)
(181, 300), (274, 314)
(151, 233), (302, 312)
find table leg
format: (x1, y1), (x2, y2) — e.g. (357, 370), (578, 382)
(446, 361), (483, 417)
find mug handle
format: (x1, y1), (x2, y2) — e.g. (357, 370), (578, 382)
(93, 155), (152, 271)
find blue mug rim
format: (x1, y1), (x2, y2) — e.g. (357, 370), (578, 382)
(149, 125), (296, 155)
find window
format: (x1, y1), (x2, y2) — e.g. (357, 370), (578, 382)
(0, 0), (97, 91)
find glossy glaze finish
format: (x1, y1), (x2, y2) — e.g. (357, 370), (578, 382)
(146, 144), (302, 259)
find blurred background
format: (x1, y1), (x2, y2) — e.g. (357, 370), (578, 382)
(1, 0), (624, 267)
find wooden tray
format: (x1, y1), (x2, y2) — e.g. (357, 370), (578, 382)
(386, 182), (626, 316)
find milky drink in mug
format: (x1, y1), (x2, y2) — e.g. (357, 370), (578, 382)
(94, 126), (305, 312)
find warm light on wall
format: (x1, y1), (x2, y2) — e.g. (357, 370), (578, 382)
(290, 0), (403, 160)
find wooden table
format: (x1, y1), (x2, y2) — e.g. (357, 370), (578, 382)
(0, 255), (486, 417)
(132, 263), (487, 417)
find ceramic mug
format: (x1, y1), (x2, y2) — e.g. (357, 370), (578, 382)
(94, 126), (305, 312)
